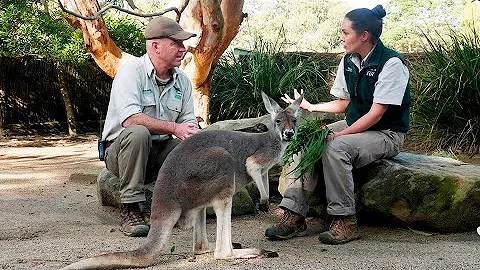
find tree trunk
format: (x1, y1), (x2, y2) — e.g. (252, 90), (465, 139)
(62, 0), (244, 124)
(179, 0), (245, 124)
(62, 0), (132, 78)
(0, 83), (5, 137)
(56, 64), (77, 136)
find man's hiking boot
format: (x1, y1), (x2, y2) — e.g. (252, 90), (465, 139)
(139, 202), (151, 226)
(120, 204), (150, 237)
(265, 209), (307, 240)
(318, 215), (360, 245)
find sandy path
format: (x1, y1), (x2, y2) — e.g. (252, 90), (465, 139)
(0, 136), (479, 270)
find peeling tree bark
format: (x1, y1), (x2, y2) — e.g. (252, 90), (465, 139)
(61, 0), (132, 78)
(179, 0), (245, 124)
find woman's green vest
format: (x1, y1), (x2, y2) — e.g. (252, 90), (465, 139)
(343, 40), (411, 132)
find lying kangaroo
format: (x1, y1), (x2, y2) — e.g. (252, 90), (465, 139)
(60, 92), (303, 270)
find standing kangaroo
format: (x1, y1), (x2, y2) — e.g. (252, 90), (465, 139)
(60, 92), (303, 270)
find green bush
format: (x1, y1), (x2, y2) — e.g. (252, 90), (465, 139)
(0, 1), (146, 63)
(209, 39), (331, 123)
(0, 1), (89, 65)
(104, 16), (146, 57)
(410, 27), (480, 154)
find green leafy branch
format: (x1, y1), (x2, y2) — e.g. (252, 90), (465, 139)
(283, 119), (331, 178)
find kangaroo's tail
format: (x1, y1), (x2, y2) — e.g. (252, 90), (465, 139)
(59, 249), (155, 270)
(60, 208), (181, 270)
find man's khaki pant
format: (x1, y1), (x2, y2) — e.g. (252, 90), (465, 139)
(104, 126), (179, 204)
(279, 120), (406, 217)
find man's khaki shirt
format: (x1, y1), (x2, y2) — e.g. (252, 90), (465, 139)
(102, 54), (196, 142)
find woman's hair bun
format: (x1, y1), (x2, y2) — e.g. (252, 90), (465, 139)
(372, 4), (386, 19)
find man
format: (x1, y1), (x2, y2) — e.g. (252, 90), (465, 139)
(101, 16), (200, 237)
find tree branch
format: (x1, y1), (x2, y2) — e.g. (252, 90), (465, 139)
(56, 0), (180, 20)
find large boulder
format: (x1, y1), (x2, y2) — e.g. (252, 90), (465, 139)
(358, 152), (480, 232)
(278, 152), (480, 232)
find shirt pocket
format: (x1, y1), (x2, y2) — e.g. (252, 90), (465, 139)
(165, 98), (181, 112)
(166, 98), (182, 119)
(141, 90), (156, 115)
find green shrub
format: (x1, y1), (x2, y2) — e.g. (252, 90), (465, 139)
(410, 27), (480, 154)
(104, 16), (146, 57)
(209, 39), (331, 123)
(0, 0), (90, 65)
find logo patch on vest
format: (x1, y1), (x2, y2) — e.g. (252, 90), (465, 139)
(366, 68), (376, 77)
(346, 67), (353, 73)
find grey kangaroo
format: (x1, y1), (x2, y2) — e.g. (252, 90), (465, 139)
(60, 92), (303, 270)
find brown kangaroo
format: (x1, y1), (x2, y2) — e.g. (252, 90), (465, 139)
(60, 92), (303, 269)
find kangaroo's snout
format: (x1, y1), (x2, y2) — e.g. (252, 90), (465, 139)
(283, 129), (296, 142)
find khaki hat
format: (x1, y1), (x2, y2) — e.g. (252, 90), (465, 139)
(144, 16), (196, 41)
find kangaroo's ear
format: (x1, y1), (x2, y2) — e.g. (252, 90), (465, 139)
(289, 93), (304, 115)
(262, 92), (282, 115)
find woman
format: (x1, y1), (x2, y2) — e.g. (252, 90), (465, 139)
(265, 5), (410, 245)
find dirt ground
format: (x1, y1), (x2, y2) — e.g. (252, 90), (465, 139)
(1, 134), (480, 270)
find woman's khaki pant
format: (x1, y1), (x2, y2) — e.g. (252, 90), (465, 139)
(279, 120), (406, 217)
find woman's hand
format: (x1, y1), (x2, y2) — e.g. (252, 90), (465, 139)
(281, 89), (312, 111)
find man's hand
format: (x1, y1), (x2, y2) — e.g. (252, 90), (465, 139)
(174, 122), (200, 141)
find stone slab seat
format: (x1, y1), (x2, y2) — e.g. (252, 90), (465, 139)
(358, 152), (480, 232)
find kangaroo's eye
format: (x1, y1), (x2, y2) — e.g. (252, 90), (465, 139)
(275, 119), (282, 124)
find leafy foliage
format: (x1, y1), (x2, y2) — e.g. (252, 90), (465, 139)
(235, 0), (349, 52)
(410, 26), (480, 154)
(104, 15), (146, 57)
(0, 1), (146, 63)
(209, 37), (331, 123)
(0, 0), (89, 65)
(283, 119), (330, 178)
(381, 0), (479, 53)
(235, 0), (479, 53)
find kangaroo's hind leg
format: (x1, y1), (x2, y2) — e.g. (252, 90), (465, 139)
(212, 195), (264, 259)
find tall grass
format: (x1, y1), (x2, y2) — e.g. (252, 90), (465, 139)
(209, 38), (331, 123)
(410, 27), (480, 154)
